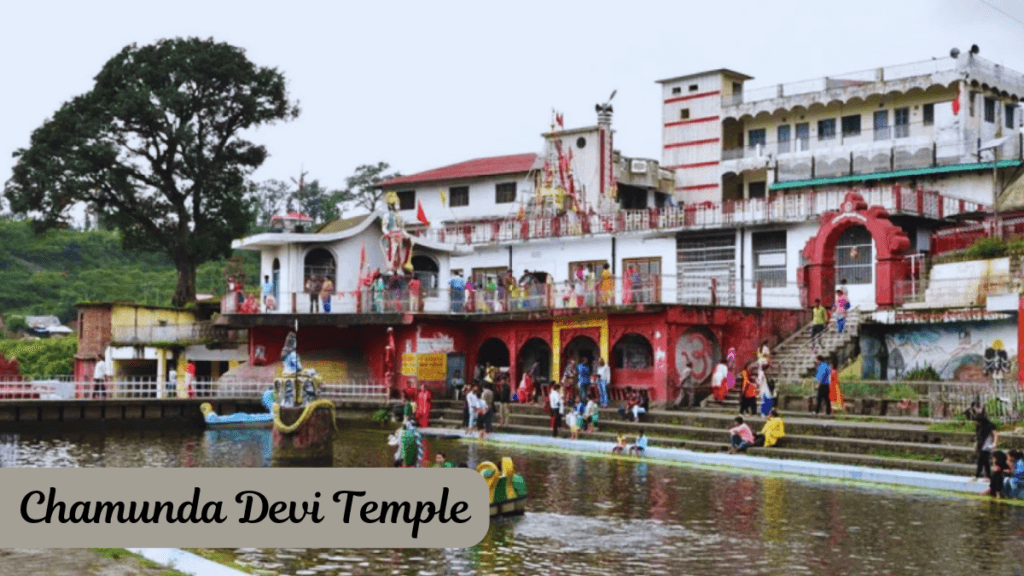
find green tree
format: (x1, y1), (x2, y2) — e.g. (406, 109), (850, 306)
(247, 179), (291, 230)
(4, 37), (300, 307)
(344, 162), (402, 213)
(287, 179), (350, 223)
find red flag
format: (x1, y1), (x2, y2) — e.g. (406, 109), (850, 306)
(952, 87), (960, 115)
(359, 244), (366, 275)
(416, 200), (430, 227)
(556, 113), (564, 128)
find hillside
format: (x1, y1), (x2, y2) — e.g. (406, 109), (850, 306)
(0, 220), (259, 322)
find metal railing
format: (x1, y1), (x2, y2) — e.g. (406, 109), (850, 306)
(894, 275), (1013, 308)
(0, 379), (389, 403)
(420, 186), (985, 248)
(111, 323), (248, 345)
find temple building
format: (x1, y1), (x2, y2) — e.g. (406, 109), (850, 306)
(221, 48), (1024, 402)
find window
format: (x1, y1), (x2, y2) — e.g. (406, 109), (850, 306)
(873, 110), (889, 140)
(748, 181), (767, 199)
(689, 84), (699, 92)
(777, 125), (791, 154)
(495, 182), (516, 204)
(568, 260), (608, 282)
(984, 97), (996, 123)
(752, 231), (786, 288)
(748, 128), (766, 148)
(835, 227), (872, 285)
(449, 186), (469, 207)
(841, 114), (861, 137)
(680, 108), (690, 120)
(795, 123), (810, 151)
(622, 257), (661, 303)
(817, 119), (836, 140)
(923, 103), (934, 126)
(396, 190), (415, 210)
(471, 267), (508, 285)
(576, 137), (586, 148)
(671, 86), (681, 95)
(1007, 104), (1015, 129)
(894, 107), (909, 138)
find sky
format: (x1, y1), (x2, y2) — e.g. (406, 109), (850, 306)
(2, 0), (1024, 219)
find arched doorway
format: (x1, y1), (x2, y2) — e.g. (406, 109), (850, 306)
(304, 248), (337, 284)
(834, 226), (874, 309)
(801, 191), (910, 309)
(477, 337), (510, 372)
(411, 254), (439, 297)
(563, 336), (599, 377)
(518, 338), (551, 386)
(612, 334), (653, 369)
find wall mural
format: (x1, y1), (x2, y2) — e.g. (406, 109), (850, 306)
(883, 321), (1017, 384)
(675, 326), (720, 385)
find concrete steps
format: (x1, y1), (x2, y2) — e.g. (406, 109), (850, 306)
(767, 309), (862, 381)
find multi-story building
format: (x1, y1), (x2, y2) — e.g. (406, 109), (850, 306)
(223, 49), (1024, 401)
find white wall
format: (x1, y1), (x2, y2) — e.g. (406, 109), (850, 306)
(394, 173), (532, 224)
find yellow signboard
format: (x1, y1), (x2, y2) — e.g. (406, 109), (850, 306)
(401, 353), (418, 377)
(417, 353), (447, 381)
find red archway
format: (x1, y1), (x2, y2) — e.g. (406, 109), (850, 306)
(800, 192), (911, 308)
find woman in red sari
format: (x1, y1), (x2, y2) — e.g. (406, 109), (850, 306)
(415, 381), (433, 429)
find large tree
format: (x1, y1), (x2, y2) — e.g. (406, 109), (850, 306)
(343, 162), (402, 213)
(4, 37), (300, 306)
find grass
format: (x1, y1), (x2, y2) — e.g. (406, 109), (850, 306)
(89, 549), (189, 576)
(184, 548), (261, 574)
(871, 449), (944, 462)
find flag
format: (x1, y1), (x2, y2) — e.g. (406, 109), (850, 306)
(359, 244), (366, 276)
(416, 200), (430, 227)
(556, 113), (564, 128)
(439, 188), (447, 206)
(952, 86), (960, 115)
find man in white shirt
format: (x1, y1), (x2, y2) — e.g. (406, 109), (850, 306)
(671, 361), (694, 409)
(548, 385), (562, 437)
(596, 357), (611, 408)
(92, 355), (108, 399)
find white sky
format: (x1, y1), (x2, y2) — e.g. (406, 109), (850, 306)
(2, 0), (1024, 217)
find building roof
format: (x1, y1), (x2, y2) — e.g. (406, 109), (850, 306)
(378, 153), (539, 188)
(316, 214), (374, 234)
(656, 69), (753, 84)
(770, 160), (1023, 191)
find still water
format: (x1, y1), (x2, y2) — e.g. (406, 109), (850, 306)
(2, 427), (1023, 576)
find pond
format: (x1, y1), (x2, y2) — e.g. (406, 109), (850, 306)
(2, 427), (1023, 576)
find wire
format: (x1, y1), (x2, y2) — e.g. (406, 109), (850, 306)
(976, 0), (1024, 29)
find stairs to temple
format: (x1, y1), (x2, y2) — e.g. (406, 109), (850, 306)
(765, 308), (863, 382)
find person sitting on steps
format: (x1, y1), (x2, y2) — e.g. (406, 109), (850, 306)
(628, 430), (648, 457)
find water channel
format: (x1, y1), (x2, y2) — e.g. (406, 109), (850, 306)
(2, 426), (1023, 576)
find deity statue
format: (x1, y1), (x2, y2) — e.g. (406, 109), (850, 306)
(380, 191), (414, 274)
(281, 331), (301, 376)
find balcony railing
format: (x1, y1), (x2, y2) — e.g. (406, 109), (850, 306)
(1, 379), (389, 402)
(110, 322), (247, 346)
(931, 215), (1024, 256)
(423, 186), (984, 247)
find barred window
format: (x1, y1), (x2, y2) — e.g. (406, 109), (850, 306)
(753, 231), (786, 288)
(835, 226), (872, 285)
(449, 186), (469, 207)
(495, 182), (516, 204)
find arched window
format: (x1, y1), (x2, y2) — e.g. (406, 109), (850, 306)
(304, 248), (336, 283)
(835, 227), (872, 285)
(613, 334), (653, 369)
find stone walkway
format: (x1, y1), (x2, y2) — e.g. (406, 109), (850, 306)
(422, 428), (991, 496)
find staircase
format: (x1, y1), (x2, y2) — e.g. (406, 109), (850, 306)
(766, 308), (863, 382)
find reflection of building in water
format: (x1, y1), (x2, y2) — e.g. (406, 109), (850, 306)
(203, 430), (273, 467)
(0, 434), (20, 467)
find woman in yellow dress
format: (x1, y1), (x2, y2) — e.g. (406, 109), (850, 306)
(599, 263), (614, 306)
(759, 408), (786, 447)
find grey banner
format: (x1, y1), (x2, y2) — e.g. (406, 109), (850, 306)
(0, 468), (489, 548)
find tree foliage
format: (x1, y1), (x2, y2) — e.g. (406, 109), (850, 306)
(343, 162), (402, 213)
(4, 37), (299, 307)
(0, 336), (77, 379)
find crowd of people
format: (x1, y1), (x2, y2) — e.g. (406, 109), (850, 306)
(970, 405), (1023, 499)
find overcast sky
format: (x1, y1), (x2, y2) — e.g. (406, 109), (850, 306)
(3, 0), (1024, 217)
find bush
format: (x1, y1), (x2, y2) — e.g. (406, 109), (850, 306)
(0, 336), (77, 378)
(5, 315), (27, 334)
(965, 237), (1007, 259)
(883, 382), (920, 400)
(904, 366), (941, 382)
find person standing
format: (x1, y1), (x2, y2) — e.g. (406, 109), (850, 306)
(262, 275), (275, 311)
(548, 385), (562, 437)
(597, 357), (611, 408)
(415, 380), (432, 429)
(479, 384), (494, 438)
(600, 263), (614, 305)
(449, 270), (466, 313)
(711, 358), (729, 403)
(408, 275), (422, 312)
(92, 355), (108, 399)
(497, 373), (511, 426)
(672, 361), (694, 409)
(810, 298), (828, 348)
(167, 366), (177, 399)
(576, 357), (591, 404)
(758, 365), (774, 416)
(306, 276), (319, 313)
(320, 275), (334, 313)
(757, 340), (771, 370)
(973, 411), (998, 482)
(813, 355), (832, 415)
(833, 289), (850, 333)
(740, 363), (759, 415)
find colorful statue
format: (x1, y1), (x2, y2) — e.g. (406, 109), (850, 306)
(381, 192), (414, 274)
(281, 331), (301, 375)
(477, 457), (528, 516)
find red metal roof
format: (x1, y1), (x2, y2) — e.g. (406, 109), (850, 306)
(379, 153), (538, 187)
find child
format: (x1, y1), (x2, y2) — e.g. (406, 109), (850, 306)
(628, 430), (648, 456)
(612, 433), (627, 454)
(584, 396), (599, 432)
(567, 407), (580, 440)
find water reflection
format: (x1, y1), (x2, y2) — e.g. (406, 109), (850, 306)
(3, 428), (1024, 575)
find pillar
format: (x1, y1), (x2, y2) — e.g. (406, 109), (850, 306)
(156, 349), (167, 399)
(176, 355), (188, 398)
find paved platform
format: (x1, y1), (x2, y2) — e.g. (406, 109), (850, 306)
(422, 428), (992, 497)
